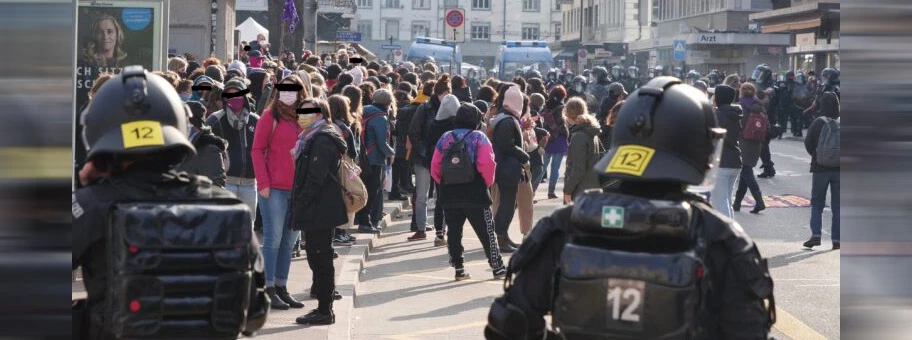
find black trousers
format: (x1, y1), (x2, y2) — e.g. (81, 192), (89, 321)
(434, 183), (446, 237)
(356, 165), (384, 227)
(304, 228), (335, 313)
(494, 177), (519, 236)
(760, 135), (774, 169)
(444, 207), (504, 270)
(390, 158), (411, 197)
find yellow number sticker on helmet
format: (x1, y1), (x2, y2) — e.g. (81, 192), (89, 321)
(606, 145), (655, 176)
(121, 121), (165, 149)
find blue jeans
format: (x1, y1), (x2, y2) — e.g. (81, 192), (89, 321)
(413, 164), (431, 231)
(542, 152), (565, 195)
(225, 182), (257, 229)
(259, 189), (301, 286)
(710, 167), (741, 219)
(810, 171), (840, 241)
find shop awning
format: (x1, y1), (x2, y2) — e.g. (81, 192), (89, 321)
(761, 17), (822, 33)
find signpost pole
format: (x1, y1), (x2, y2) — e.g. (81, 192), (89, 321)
(453, 28), (458, 74)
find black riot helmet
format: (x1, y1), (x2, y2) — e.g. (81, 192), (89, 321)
(610, 65), (622, 79)
(821, 68), (840, 86)
(81, 65), (195, 165)
(785, 70), (796, 82)
(796, 71), (807, 85)
(526, 69), (543, 80)
(627, 66), (639, 79)
(707, 70), (721, 87)
(594, 77), (725, 186)
(571, 75), (587, 93)
(750, 64), (773, 86)
(685, 70), (701, 84)
(592, 66), (610, 83)
(547, 69), (557, 81)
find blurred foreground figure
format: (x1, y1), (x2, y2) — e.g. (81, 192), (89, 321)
(484, 77), (776, 340)
(72, 66), (268, 339)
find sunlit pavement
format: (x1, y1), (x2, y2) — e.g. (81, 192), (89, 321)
(350, 137), (840, 340)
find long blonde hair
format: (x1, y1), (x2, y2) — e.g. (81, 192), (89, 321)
(82, 14), (127, 67)
(563, 97), (597, 127)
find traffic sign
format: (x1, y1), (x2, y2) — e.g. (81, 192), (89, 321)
(336, 31), (362, 42)
(673, 40), (686, 61)
(577, 49), (587, 59)
(380, 44), (402, 50)
(445, 8), (465, 28)
(394, 49), (402, 56)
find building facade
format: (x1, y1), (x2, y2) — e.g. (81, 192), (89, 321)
(353, 0), (562, 68)
(169, 0), (237, 62)
(748, 0), (839, 75)
(627, 0), (791, 76)
(558, 0), (652, 72)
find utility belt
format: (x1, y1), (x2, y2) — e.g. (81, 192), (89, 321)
(226, 176), (256, 186)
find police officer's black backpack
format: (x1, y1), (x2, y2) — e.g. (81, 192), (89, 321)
(104, 177), (266, 339)
(551, 191), (775, 339)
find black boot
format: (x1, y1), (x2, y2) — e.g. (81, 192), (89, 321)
(750, 191), (766, 214)
(266, 287), (290, 310)
(497, 237), (516, 253)
(275, 285), (305, 308)
(504, 234), (520, 248)
(295, 309), (335, 325)
(803, 237), (821, 249)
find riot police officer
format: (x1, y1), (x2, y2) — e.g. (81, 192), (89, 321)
(546, 69), (559, 89)
(685, 70), (702, 85)
(707, 69), (722, 88)
(627, 65), (642, 90)
(484, 77), (776, 340)
(672, 66), (684, 78)
(776, 71), (803, 138)
(568, 75), (588, 100)
(749, 64), (779, 178)
(588, 66), (612, 113)
(820, 67), (840, 98)
(73, 66), (268, 340)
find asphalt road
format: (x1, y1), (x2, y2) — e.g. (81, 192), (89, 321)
(351, 137), (840, 340)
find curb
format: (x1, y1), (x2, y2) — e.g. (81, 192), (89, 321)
(327, 201), (405, 340)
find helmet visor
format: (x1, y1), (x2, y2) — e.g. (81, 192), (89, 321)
(686, 128), (726, 194)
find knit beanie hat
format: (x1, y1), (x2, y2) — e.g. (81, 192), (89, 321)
(455, 103), (483, 129)
(205, 65), (224, 83)
(503, 86), (524, 116)
(436, 94), (460, 121)
(228, 60), (247, 78)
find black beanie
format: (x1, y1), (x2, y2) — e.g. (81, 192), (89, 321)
(714, 84), (737, 106)
(455, 103), (482, 129)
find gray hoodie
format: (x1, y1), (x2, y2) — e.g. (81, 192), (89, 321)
(436, 94), (460, 121)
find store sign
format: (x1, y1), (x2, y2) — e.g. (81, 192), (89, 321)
(697, 34), (719, 43)
(796, 33), (815, 46)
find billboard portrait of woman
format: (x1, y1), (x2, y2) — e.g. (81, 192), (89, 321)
(81, 13), (128, 68)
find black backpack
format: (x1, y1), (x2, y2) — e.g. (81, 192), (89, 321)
(441, 131), (477, 185)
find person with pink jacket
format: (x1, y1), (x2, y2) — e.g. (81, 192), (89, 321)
(431, 103), (506, 282)
(251, 75), (307, 310)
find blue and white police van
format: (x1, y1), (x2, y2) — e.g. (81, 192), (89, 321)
(494, 40), (553, 80)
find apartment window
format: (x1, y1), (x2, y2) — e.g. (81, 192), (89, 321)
(555, 0), (561, 11)
(358, 0), (372, 8)
(471, 23), (491, 41)
(472, 0), (490, 10)
(412, 21), (430, 39)
(522, 23), (540, 40)
(358, 20), (373, 40)
(523, 0), (540, 12)
(554, 23), (562, 41)
(385, 20), (400, 40)
(413, 0), (430, 9)
(384, 0), (401, 8)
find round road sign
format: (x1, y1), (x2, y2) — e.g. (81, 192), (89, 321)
(578, 49), (588, 59)
(445, 9), (464, 28)
(394, 49), (402, 56)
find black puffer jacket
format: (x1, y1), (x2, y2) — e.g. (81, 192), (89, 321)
(289, 124), (349, 232)
(177, 126), (228, 187)
(491, 112), (530, 184)
(716, 104), (743, 169)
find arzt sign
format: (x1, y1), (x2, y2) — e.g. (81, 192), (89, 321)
(698, 35), (718, 43)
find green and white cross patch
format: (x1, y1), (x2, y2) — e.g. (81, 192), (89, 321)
(601, 206), (625, 229)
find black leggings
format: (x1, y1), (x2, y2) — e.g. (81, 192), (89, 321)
(495, 178), (519, 236)
(304, 228), (335, 313)
(444, 207), (504, 270)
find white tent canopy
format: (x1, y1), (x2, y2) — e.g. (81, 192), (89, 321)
(235, 17), (268, 44)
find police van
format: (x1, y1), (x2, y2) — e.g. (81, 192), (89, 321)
(406, 37), (462, 74)
(495, 40), (553, 80)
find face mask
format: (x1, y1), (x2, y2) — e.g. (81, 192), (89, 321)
(226, 97), (246, 112)
(297, 113), (320, 129)
(279, 91), (298, 105)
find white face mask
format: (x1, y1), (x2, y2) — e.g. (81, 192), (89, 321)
(279, 91), (298, 105)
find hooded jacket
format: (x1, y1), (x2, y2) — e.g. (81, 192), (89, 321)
(409, 95), (441, 167)
(805, 92), (840, 172)
(491, 111), (529, 184)
(177, 126), (228, 187)
(207, 107), (260, 180)
(289, 123), (349, 232)
(564, 119), (602, 197)
(362, 104), (395, 166)
(714, 85), (743, 169)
